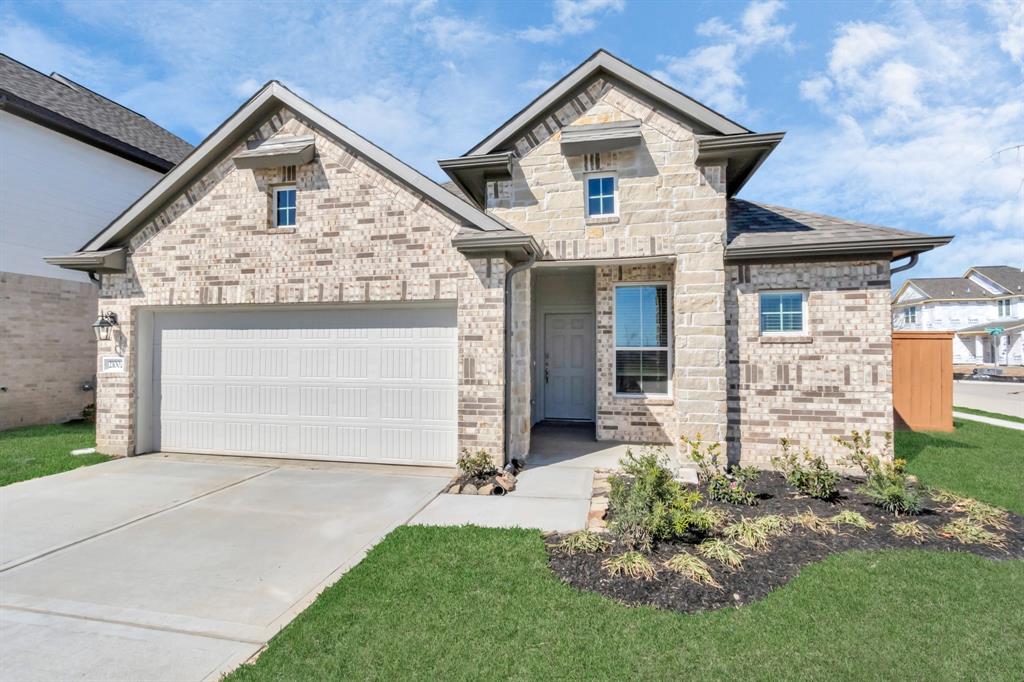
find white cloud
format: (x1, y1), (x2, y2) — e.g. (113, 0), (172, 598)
(749, 3), (1024, 282)
(653, 0), (793, 117)
(985, 0), (1024, 66)
(518, 0), (624, 44)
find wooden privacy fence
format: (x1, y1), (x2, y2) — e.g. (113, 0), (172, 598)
(892, 331), (954, 431)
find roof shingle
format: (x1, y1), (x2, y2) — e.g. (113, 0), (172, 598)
(0, 53), (192, 167)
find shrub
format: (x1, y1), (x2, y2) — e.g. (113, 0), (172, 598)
(602, 551), (657, 580)
(891, 520), (931, 542)
(696, 539), (745, 569)
(557, 530), (611, 555)
(772, 438), (840, 500)
(684, 434), (758, 506)
(836, 431), (922, 515)
(607, 448), (706, 551)
(791, 509), (837, 535)
(457, 449), (497, 479)
(663, 552), (721, 588)
(723, 517), (771, 551)
(830, 510), (876, 530)
(689, 506), (729, 533)
(939, 519), (1007, 549)
(754, 514), (792, 537)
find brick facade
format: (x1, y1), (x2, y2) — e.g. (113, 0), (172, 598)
(487, 77), (729, 458)
(0, 272), (97, 429)
(94, 109), (506, 459)
(725, 260), (894, 466)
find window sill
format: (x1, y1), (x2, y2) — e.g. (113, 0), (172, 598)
(586, 215), (619, 226)
(759, 335), (813, 344)
(613, 394), (674, 405)
(260, 227), (297, 234)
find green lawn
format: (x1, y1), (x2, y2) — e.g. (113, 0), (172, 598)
(230, 420), (1024, 681)
(0, 422), (107, 487)
(953, 405), (1024, 425)
(900, 418), (1024, 514)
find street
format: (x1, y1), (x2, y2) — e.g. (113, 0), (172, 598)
(953, 380), (1024, 418)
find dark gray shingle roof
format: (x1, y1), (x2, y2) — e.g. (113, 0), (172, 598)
(905, 278), (993, 300)
(957, 317), (1024, 334)
(727, 199), (931, 251)
(970, 266), (1024, 294)
(0, 53), (192, 167)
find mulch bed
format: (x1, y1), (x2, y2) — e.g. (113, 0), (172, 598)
(547, 472), (1024, 614)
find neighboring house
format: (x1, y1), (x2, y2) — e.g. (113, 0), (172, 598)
(0, 54), (192, 430)
(893, 266), (1024, 366)
(48, 50), (951, 468)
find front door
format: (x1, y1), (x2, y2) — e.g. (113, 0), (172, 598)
(544, 313), (595, 420)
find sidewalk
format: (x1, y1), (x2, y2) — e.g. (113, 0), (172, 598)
(953, 411), (1024, 432)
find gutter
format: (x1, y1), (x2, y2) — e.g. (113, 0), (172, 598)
(503, 251), (537, 463)
(724, 235), (955, 263)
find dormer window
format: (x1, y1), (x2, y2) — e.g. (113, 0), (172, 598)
(586, 173), (616, 218)
(274, 186), (296, 227)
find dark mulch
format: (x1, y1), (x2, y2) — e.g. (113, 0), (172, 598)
(547, 472), (1024, 614)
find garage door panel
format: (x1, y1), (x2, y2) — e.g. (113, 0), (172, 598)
(151, 306), (457, 465)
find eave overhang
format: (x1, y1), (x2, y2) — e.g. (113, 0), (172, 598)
(437, 152), (514, 208)
(559, 119), (642, 156)
(724, 234), (954, 264)
(696, 132), (785, 197)
(233, 134), (315, 169)
(451, 232), (540, 264)
(44, 247), (126, 273)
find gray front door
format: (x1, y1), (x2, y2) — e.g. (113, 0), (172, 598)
(544, 313), (595, 420)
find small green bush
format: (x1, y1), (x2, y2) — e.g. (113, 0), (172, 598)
(608, 448), (706, 551)
(663, 552), (721, 588)
(603, 551), (657, 580)
(457, 449), (497, 479)
(723, 517), (770, 551)
(684, 434), (758, 506)
(830, 510), (876, 530)
(696, 539), (745, 569)
(557, 530), (611, 555)
(772, 438), (840, 500)
(754, 514), (792, 537)
(836, 431), (922, 515)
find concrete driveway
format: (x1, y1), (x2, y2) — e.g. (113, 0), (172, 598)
(0, 454), (448, 681)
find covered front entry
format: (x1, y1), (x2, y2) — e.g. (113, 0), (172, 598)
(140, 304), (458, 466)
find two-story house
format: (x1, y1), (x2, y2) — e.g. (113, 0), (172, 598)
(0, 53), (191, 429)
(893, 266), (1024, 366)
(48, 50), (952, 468)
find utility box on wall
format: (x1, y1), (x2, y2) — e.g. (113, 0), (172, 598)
(892, 331), (954, 432)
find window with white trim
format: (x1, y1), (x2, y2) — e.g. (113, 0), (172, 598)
(760, 291), (806, 334)
(586, 173), (616, 217)
(998, 299), (1011, 317)
(614, 284), (670, 395)
(274, 186), (297, 227)
(904, 306), (917, 324)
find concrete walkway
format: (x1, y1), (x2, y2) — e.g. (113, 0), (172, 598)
(953, 411), (1024, 432)
(412, 423), (643, 533)
(0, 454), (449, 681)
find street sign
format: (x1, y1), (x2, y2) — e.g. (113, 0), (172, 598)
(985, 327), (1004, 335)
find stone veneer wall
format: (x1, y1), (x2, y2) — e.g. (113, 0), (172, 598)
(508, 268), (531, 459)
(488, 77), (729, 456)
(725, 260), (894, 466)
(95, 108), (506, 460)
(0, 272), (97, 429)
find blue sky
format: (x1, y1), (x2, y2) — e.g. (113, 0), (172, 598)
(2, 0), (1021, 284)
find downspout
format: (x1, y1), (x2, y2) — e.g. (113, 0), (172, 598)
(503, 252), (537, 464)
(890, 253), (918, 275)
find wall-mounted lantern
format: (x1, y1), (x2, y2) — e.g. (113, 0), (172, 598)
(92, 312), (118, 341)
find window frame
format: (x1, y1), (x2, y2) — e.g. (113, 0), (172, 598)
(759, 290), (808, 336)
(612, 281), (673, 398)
(904, 305), (917, 324)
(584, 171), (618, 219)
(997, 299), (1011, 318)
(273, 185), (297, 227)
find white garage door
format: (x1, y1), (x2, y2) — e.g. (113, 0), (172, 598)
(151, 306), (457, 466)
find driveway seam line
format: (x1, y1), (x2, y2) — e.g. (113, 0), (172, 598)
(0, 464), (279, 573)
(0, 604), (264, 645)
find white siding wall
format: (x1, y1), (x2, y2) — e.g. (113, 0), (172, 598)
(0, 111), (163, 281)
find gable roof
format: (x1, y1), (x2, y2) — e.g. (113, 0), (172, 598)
(966, 266), (1024, 294)
(956, 317), (1024, 335)
(0, 53), (192, 170)
(726, 200), (953, 262)
(74, 81), (522, 256)
(465, 49), (751, 157)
